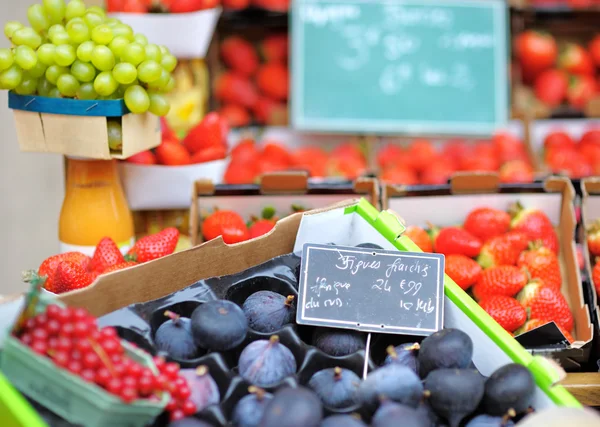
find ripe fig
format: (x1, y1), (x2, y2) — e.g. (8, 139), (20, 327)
(238, 335), (297, 388)
(465, 414), (516, 427)
(178, 365), (220, 412)
(308, 366), (361, 410)
(371, 401), (430, 427)
(321, 414), (367, 427)
(418, 329), (473, 378)
(356, 243), (383, 249)
(168, 418), (214, 427)
(232, 386), (273, 427)
(424, 369), (485, 427)
(416, 399), (443, 427)
(483, 364), (535, 416)
(242, 290), (296, 333)
(383, 343), (420, 373)
(154, 311), (200, 360)
(191, 300), (248, 351)
(260, 386), (323, 427)
(312, 328), (365, 357)
(358, 364), (424, 410)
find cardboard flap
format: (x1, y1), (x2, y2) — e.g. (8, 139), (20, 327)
(582, 177), (600, 197)
(260, 172), (309, 194)
(450, 173), (500, 194)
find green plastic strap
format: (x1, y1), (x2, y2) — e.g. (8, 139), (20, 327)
(0, 372), (47, 427)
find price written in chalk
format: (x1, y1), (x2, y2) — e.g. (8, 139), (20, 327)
(297, 244), (445, 336)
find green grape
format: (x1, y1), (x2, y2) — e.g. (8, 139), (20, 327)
(94, 70), (118, 96)
(114, 85), (126, 99)
(91, 24), (113, 45)
(57, 73), (79, 97)
(48, 87), (61, 98)
(77, 82), (97, 100)
(45, 64), (67, 85)
(109, 36), (129, 57)
(91, 45), (115, 71)
(50, 30), (70, 46)
(144, 44), (162, 62)
(12, 28), (43, 49)
(112, 62), (137, 85)
(37, 78), (54, 96)
(48, 24), (64, 38)
(0, 65), (23, 90)
(133, 34), (148, 46)
(158, 45), (168, 56)
(76, 41), (95, 62)
(137, 60), (161, 83)
(67, 20), (90, 44)
(65, 0), (86, 21)
(14, 46), (38, 71)
(112, 24), (134, 41)
(15, 76), (38, 95)
(0, 48), (14, 71)
(54, 44), (76, 67)
(86, 6), (106, 17)
(27, 4), (51, 34)
(124, 84), (150, 114)
(160, 54), (177, 73)
(163, 76), (175, 93)
(121, 43), (145, 66)
(107, 120), (123, 151)
(71, 60), (95, 82)
(37, 44), (56, 65)
(4, 21), (24, 39)
(105, 18), (119, 28)
(147, 68), (169, 90)
(43, 0), (67, 25)
(65, 17), (83, 29)
(28, 61), (47, 78)
(148, 92), (170, 117)
(84, 12), (104, 29)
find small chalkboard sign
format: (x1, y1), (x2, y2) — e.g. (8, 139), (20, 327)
(297, 244), (445, 336)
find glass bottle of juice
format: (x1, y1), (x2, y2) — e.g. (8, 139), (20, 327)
(59, 157), (134, 256)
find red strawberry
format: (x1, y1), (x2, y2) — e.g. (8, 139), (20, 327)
(515, 319), (574, 343)
(406, 139), (437, 172)
(182, 112), (229, 155)
(499, 160), (534, 184)
(376, 144), (405, 169)
(224, 161), (257, 184)
(253, 97), (287, 125)
(404, 226), (433, 252)
(420, 161), (455, 185)
(517, 281), (573, 331)
(160, 117), (178, 141)
(479, 295), (527, 332)
(202, 211), (249, 244)
(544, 131), (576, 152)
(509, 202), (559, 254)
(445, 254), (482, 290)
(214, 72), (259, 108)
(90, 237), (125, 274)
(222, 0), (252, 10)
(546, 148), (592, 178)
(593, 260), (600, 296)
(39, 252), (91, 293)
(252, 0), (289, 12)
(101, 261), (138, 275)
(190, 145), (228, 164)
(291, 147), (328, 177)
(218, 104), (251, 128)
(429, 225), (482, 258)
(464, 207), (511, 242)
(127, 150), (157, 165)
(260, 33), (288, 63)
(477, 231), (530, 268)
(517, 243), (562, 290)
(249, 219), (275, 239)
(52, 261), (94, 294)
(220, 36), (259, 76)
(155, 141), (191, 166)
(380, 167), (419, 185)
(534, 69), (568, 107)
(256, 63), (289, 101)
(472, 266), (528, 300)
(126, 228), (179, 263)
(559, 43), (595, 76)
(567, 74), (597, 109)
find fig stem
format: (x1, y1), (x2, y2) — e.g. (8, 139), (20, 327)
(196, 365), (208, 376)
(333, 367), (343, 380)
(502, 409), (517, 424)
(386, 345), (398, 358)
(285, 295), (295, 307)
(422, 390), (431, 399)
(248, 386), (266, 401)
(408, 342), (420, 351)
(164, 310), (180, 324)
(269, 335), (280, 345)
(350, 413), (362, 421)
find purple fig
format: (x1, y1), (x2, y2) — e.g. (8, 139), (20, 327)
(242, 291), (296, 333)
(178, 365), (220, 412)
(238, 335), (297, 388)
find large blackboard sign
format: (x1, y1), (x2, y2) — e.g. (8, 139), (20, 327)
(291, 0), (508, 135)
(297, 244), (445, 336)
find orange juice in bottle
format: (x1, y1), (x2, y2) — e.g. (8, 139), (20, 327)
(59, 157), (134, 256)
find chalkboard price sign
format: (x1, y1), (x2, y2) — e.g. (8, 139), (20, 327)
(291, 0), (508, 136)
(297, 244), (445, 336)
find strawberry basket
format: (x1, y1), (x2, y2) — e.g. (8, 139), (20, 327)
(0, 281), (169, 427)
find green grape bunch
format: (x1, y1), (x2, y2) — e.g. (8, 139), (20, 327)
(0, 0), (177, 116)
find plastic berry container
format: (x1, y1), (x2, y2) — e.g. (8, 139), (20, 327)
(0, 294), (168, 427)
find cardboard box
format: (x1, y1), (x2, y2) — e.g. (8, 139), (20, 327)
(383, 174), (593, 369)
(9, 93), (160, 160)
(580, 178), (600, 315)
(55, 198), (579, 409)
(189, 173), (379, 245)
(109, 8), (222, 59)
(119, 159), (228, 210)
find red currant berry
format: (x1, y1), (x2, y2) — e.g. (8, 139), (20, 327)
(82, 352), (100, 369)
(137, 375), (154, 396)
(122, 376), (137, 389)
(181, 400), (197, 416)
(31, 340), (48, 355)
(175, 386), (191, 401)
(113, 362), (127, 378)
(81, 369), (96, 383)
(33, 314), (48, 328)
(47, 337), (59, 350)
(139, 367), (154, 379)
(106, 378), (123, 395)
(154, 374), (169, 390)
(74, 338), (92, 353)
(52, 351), (69, 367)
(20, 333), (33, 346)
(45, 319), (61, 336)
(95, 368), (112, 386)
(24, 318), (36, 330)
(67, 360), (82, 374)
(32, 328), (48, 342)
(120, 387), (137, 403)
(60, 322), (74, 337)
(69, 307), (89, 321)
(166, 398), (178, 412)
(110, 354), (123, 365)
(101, 338), (122, 355)
(100, 327), (118, 339)
(88, 329), (101, 341)
(153, 356), (166, 371)
(70, 350), (83, 361)
(55, 308), (71, 325)
(72, 321), (89, 338)
(126, 362), (143, 378)
(174, 377), (187, 389)
(45, 305), (61, 320)
(169, 409), (185, 422)
(56, 336), (72, 352)
(163, 362), (180, 380)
